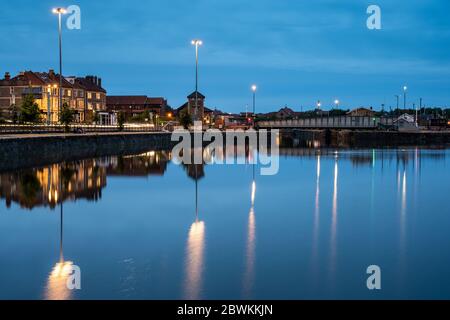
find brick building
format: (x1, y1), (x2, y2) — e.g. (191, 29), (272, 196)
(0, 70), (108, 123)
(106, 95), (168, 121)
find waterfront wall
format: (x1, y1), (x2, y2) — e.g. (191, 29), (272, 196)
(287, 129), (450, 148)
(0, 133), (174, 172)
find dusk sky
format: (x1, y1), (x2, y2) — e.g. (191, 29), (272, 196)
(1, 0), (449, 113)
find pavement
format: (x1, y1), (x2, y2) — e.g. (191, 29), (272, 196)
(0, 131), (168, 140)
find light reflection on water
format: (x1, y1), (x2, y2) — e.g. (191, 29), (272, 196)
(0, 147), (449, 299)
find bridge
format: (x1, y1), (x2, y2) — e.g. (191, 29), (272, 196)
(258, 116), (394, 129)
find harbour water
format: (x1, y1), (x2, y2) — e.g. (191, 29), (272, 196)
(0, 147), (449, 299)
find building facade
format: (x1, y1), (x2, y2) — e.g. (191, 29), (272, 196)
(106, 95), (168, 122)
(0, 70), (108, 124)
(176, 91), (215, 124)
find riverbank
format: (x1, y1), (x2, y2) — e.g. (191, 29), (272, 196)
(284, 129), (450, 148)
(0, 132), (173, 172)
(1, 130), (450, 172)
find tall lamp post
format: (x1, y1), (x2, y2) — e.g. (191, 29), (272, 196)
(251, 85), (257, 127)
(191, 39), (202, 121)
(334, 99), (340, 109)
(52, 7), (67, 123)
(403, 85), (408, 110)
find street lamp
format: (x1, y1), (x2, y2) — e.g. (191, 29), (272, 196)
(191, 39), (202, 121)
(395, 95), (400, 110)
(251, 85), (257, 127)
(52, 7), (67, 123)
(317, 100), (321, 109)
(47, 85), (52, 125)
(403, 85), (407, 110)
(334, 99), (340, 109)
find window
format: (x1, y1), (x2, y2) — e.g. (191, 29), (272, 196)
(96, 93), (101, 100)
(68, 90), (72, 97)
(79, 90), (84, 98)
(88, 102), (93, 110)
(9, 87), (13, 94)
(87, 92), (92, 99)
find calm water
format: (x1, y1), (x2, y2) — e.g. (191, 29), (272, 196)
(0, 147), (449, 300)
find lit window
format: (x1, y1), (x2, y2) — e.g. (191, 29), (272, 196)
(68, 90), (72, 97)
(87, 92), (92, 99)
(96, 93), (101, 100)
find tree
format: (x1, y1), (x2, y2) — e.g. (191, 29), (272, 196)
(117, 111), (125, 131)
(19, 94), (41, 123)
(10, 104), (18, 124)
(60, 102), (75, 132)
(93, 112), (100, 125)
(179, 110), (193, 129)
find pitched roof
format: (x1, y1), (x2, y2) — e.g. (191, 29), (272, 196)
(394, 113), (415, 123)
(75, 76), (106, 93)
(187, 91), (205, 99)
(35, 71), (74, 88)
(106, 96), (166, 106)
(107, 96), (148, 105)
(176, 102), (188, 112)
(0, 71), (47, 87)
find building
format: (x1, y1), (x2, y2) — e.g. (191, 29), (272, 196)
(394, 113), (418, 131)
(347, 107), (376, 117)
(106, 95), (168, 122)
(72, 75), (108, 124)
(0, 70), (108, 124)
(176, 91), (216, 124)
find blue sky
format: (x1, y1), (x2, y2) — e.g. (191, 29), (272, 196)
(1, 0), (449, 112)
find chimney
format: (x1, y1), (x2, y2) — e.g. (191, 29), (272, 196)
(98, 78), (102, 88)
(4, 72), (10, 80)
(49, 69), (55, 76)
(94, 76), (98, 86)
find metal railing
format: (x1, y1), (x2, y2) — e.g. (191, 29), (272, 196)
(0, 123), (161, 134)
(258, 116), (395, 129)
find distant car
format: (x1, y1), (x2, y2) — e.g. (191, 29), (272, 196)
(73, 127), (84, 134)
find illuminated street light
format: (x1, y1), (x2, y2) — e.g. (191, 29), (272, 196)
(403, 85), (408, 110)
(251, 85), (257, 127)
(191, 39), (202, 121)
(52, 7), (67, 123)
(334, 99), (340, 109)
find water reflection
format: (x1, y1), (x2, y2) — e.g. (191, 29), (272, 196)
(0, 152), (170, 209)
(44, 203), (74, 300)
(183, 150), (206, 300)
(329, 154), (339, 285)
(184, 220), (205, 300)
(311, 153), (321, 278)
(243, 159), (257, 298)
(0, 147), (448, 299)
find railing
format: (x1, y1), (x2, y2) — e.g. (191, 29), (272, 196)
(258, 116), (395, 129)
(0, 123), (161, 134)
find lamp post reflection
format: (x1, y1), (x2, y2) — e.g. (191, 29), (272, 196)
(311, 154), (321, 278)
(183, 156), (206, 300)
(243, 154), (257, 298)
(184, 219), (205, 300)
(45, 202), (74, 300)
(329, 154), (339, 285)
